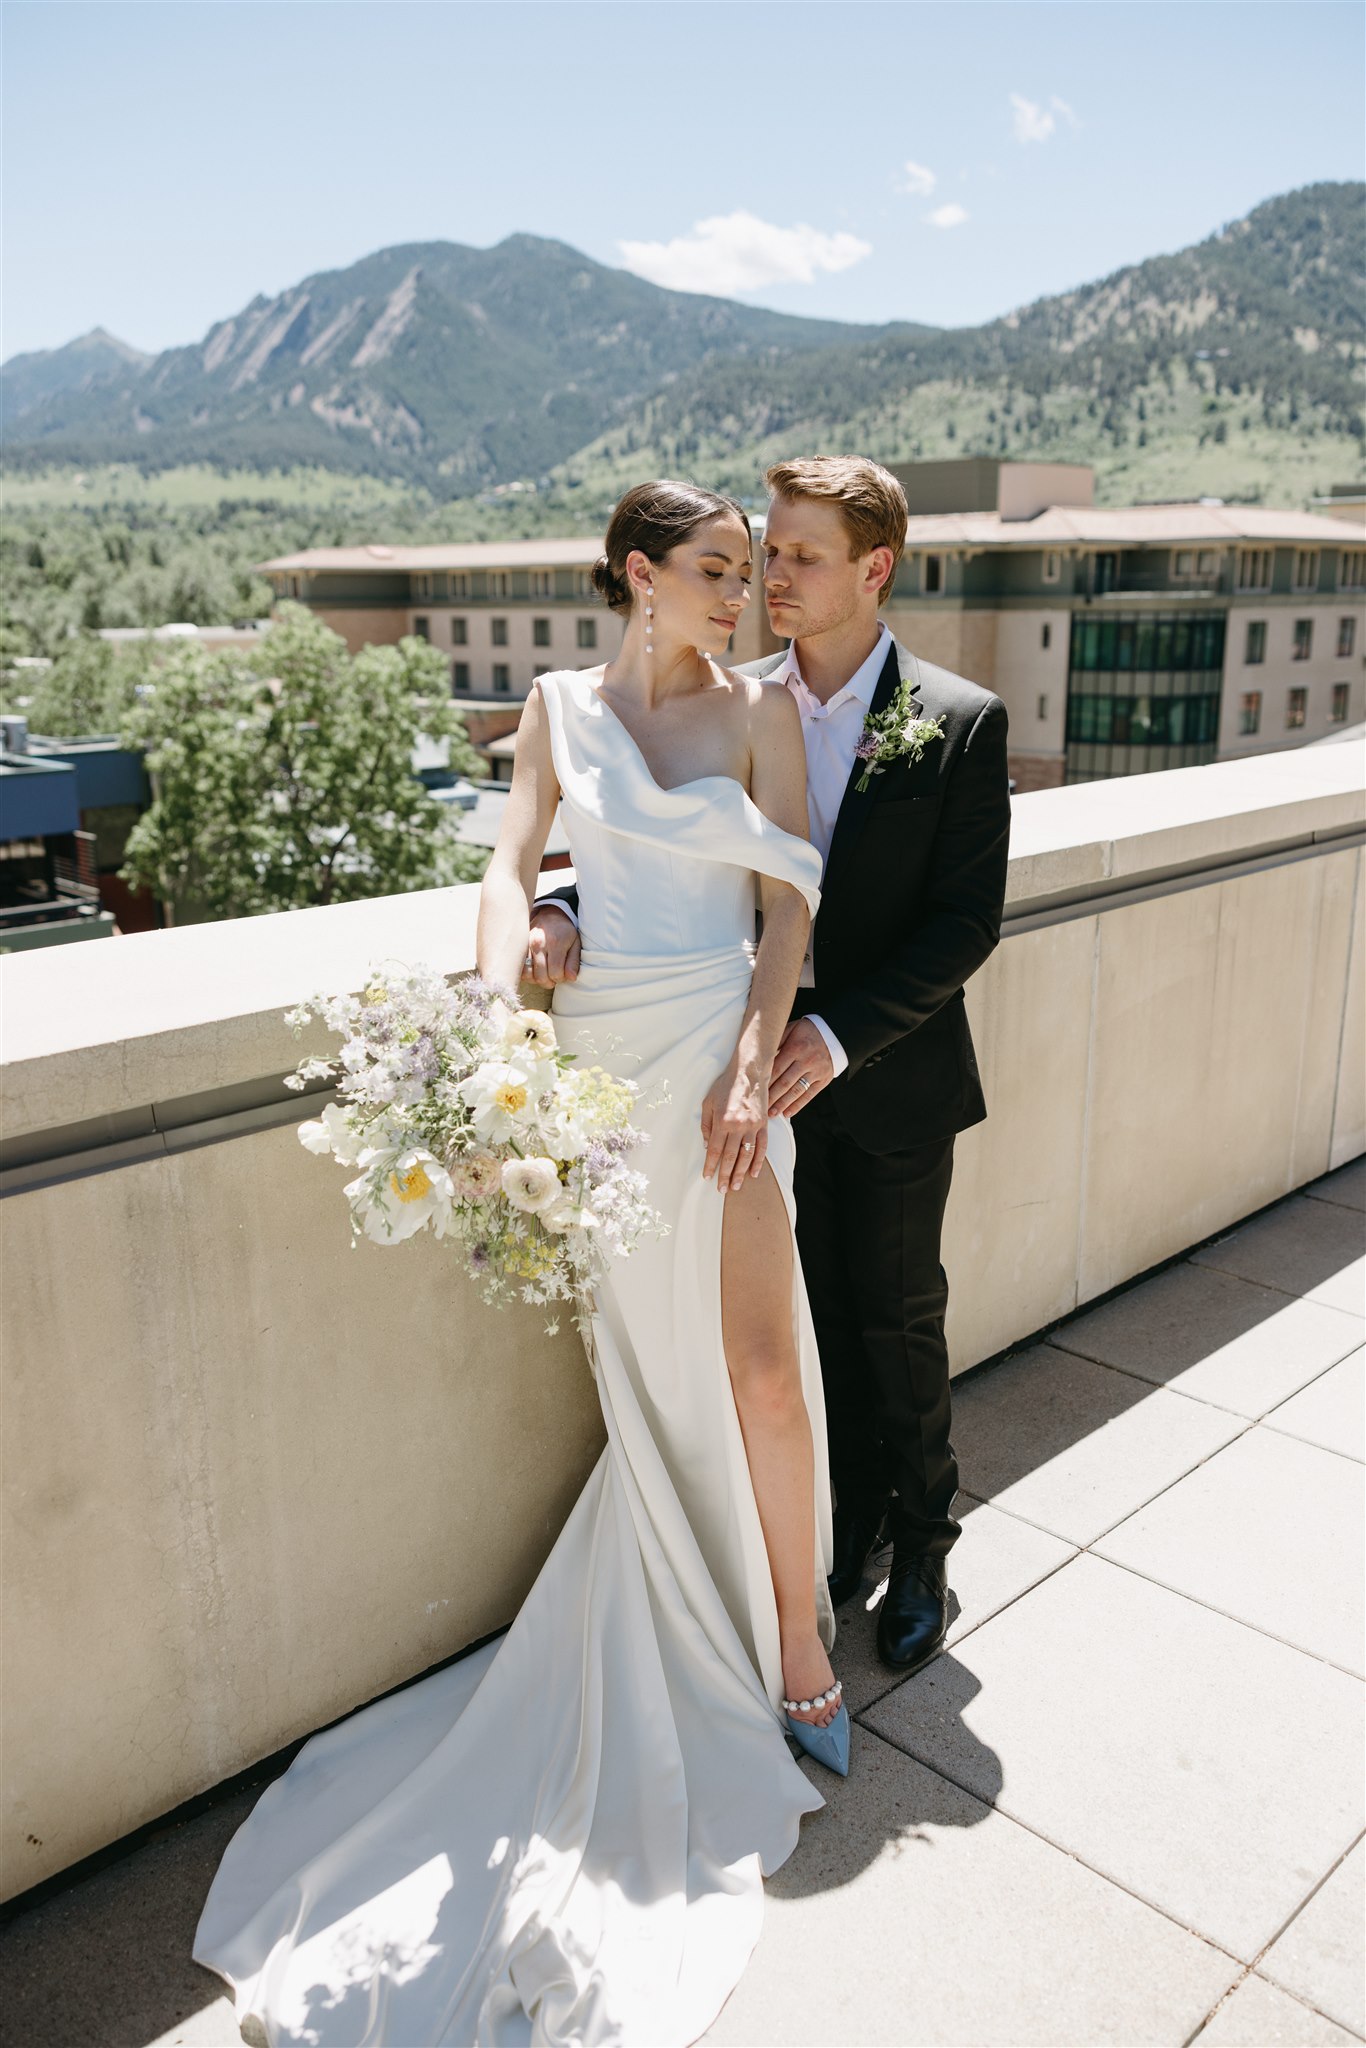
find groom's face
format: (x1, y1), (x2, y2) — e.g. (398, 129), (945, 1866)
(761, 494), (869, 642)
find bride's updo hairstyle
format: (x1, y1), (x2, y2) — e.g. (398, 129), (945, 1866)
(591, 480), (750, 615)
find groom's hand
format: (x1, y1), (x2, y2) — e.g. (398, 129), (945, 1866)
(525, 907), (581, 986)
(769, 1019), (834, 1117)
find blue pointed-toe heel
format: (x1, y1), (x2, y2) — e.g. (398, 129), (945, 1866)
(782, 1679), (850, 1777)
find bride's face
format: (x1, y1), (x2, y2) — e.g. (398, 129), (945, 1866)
(635, 515), (752, 653)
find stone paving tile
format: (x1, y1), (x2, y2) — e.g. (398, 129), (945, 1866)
(1306, 1159), (1366, 1213)
(1052, 1261), (1363, 1417)
(705, 1726), (1235, 2048)
(0, 1784), (257, 2048)
(144, 1999), (238, 2046)
(863, 1554), (1365, 1963)
(832, 1500), (1076, 1717)
(1261, 1840), (1366, 2039)
(949, 1343), (1243, 1545)
(1096, 1426), (1366, 1676)
(1266, 1351), (1365, 1464)
(1192, 1196), (1365, 1317)
(1191, 1971), (1361, 2046)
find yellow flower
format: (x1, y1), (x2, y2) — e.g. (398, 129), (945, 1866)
(390, 1161), (434, 1204)
(495, 1082), (528, 1115)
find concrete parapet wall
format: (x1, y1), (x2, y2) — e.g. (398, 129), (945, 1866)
(1, 748), (1362, 1900)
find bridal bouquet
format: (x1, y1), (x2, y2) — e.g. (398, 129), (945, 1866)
(282, 962), (659, 1325)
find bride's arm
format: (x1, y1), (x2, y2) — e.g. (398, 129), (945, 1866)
(701, 685), (812, 1193)
(476, 684), (562, 992)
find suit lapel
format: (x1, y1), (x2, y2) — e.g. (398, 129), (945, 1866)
(824, 639), (920, 880)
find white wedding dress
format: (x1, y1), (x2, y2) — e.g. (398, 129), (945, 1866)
(194, 668), (835, 2046)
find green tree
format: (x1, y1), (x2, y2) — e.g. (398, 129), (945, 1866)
(120, 605), (487, 922)
(7, 634), (149, 735)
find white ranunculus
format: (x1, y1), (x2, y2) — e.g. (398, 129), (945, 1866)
(298, 1099), (365, 1165)
(346, 1146), (455, 1244)
(502, 1008), (557, 1054)
(500, 1156), (562, 1214)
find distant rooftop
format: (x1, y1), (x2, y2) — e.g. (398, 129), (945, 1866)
(901, 501), (1366, 549)
(259, 538), (603, 574)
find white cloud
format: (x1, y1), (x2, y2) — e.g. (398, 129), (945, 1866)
(926, 203), (969, 230)
(1051, 95), (1080, 127)
(898, 159), (937, 197)
(617, 212), (872, 297)
(1011, 92), (1055, 144)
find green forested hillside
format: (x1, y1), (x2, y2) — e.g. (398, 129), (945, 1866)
(556, 183), (1365, 506)
(2, 236), (906, 488)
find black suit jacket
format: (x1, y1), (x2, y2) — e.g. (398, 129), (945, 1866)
(541, 635), (1011, 1152)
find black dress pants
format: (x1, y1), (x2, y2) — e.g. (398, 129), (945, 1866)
(793, 1089), (960, 1562)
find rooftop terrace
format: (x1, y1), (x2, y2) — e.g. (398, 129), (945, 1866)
(1, 1166), (1360, 2047)
(1, 740), (1362, 2044)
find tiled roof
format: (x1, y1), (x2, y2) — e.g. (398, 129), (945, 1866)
(900, 504), (1366, 548)
(259, 538), (605, 573)
(259, 505), (1365, 576)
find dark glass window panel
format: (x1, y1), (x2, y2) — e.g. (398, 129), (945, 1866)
(1116, 621), (1136, 670)
(1172, 618), (1192, 670)
(1135, 619), (1156, 669)
(1155, 620), (1173, 669)
(1097, 619), (1117, 668)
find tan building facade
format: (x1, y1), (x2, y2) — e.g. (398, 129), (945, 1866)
(263, 468), (1364, 787)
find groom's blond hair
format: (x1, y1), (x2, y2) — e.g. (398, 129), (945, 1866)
(765, 457), (908, 606)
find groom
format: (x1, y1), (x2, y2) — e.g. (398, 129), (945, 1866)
(529, 457), (1010, 1675)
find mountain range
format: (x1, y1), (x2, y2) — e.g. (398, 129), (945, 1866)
(4, 182), (1362, 503)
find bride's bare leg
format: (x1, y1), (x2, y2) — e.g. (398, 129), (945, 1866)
(721, 1166), (838, 1729)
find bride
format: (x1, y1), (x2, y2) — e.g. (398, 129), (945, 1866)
(193, 479), (846, 2047)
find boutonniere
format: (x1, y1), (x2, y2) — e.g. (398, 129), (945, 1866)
(853, 676), (945, 793)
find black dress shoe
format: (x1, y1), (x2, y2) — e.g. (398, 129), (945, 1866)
(827, 1504), (889, 1608)
(876, 1552), (948, 1673)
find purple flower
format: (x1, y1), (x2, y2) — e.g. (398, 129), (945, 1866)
(469, 1244), (490, 1271)
(855, 733), (880, 761)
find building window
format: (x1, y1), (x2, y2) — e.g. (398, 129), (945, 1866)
(1331, 682), (1350, 725)
(1042, 552), (1060, 584)
(413, 615), (430, 641)
(1196, 550), (1216, 577)
(530, 571), (553, 598)
(414, 574), (432, 600)
(288, 575), (302, 600)
(1286, 687), (1308, 729)
(1041, 623), (1051, 650)
(1292, 619), (1313, 661)
(1339, 550), (1365, 591)
(1293, 550), (1319, 593)
(577, 618), (597, 650)
(451, 573), (469, 599)
(1239, 691), (1262, 736)
(1244, 620), (1266, 665)
(1237, 548), (1273, 592)
(452, 662), (470, 693)
(491, 617), (508, 647)
(533, 617), (551, 648)
(575, 571), (592, 597)
(451, 617), (468, 646)
(1338, 616), (1357, 658)
(1037, 693), (1049, 721)
(492, 664), (511, 693)
(1173, 549), (1195, 580)
(922, 554), (944, 594)
(489, 572), (510, 599)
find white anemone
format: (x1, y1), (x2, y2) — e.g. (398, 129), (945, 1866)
(501, 1008), (558, 1054)
(460, 1056), (556, 1143)
(298, 1099), (365, 1165)
(345, 1146), (455, 1244)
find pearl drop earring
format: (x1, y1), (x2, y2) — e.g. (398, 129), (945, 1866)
(645, 582), (654, 657)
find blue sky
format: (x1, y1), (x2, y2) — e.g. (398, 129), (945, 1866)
(4, 1), (1363, 363)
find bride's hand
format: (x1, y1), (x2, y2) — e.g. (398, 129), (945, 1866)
(700, 1061), (769, 1193)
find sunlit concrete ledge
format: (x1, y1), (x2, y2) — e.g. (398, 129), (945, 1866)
(1, 744), (1362, 1903)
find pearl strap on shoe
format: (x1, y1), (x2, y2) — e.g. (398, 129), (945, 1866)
(781, 1678), (843, 1714)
